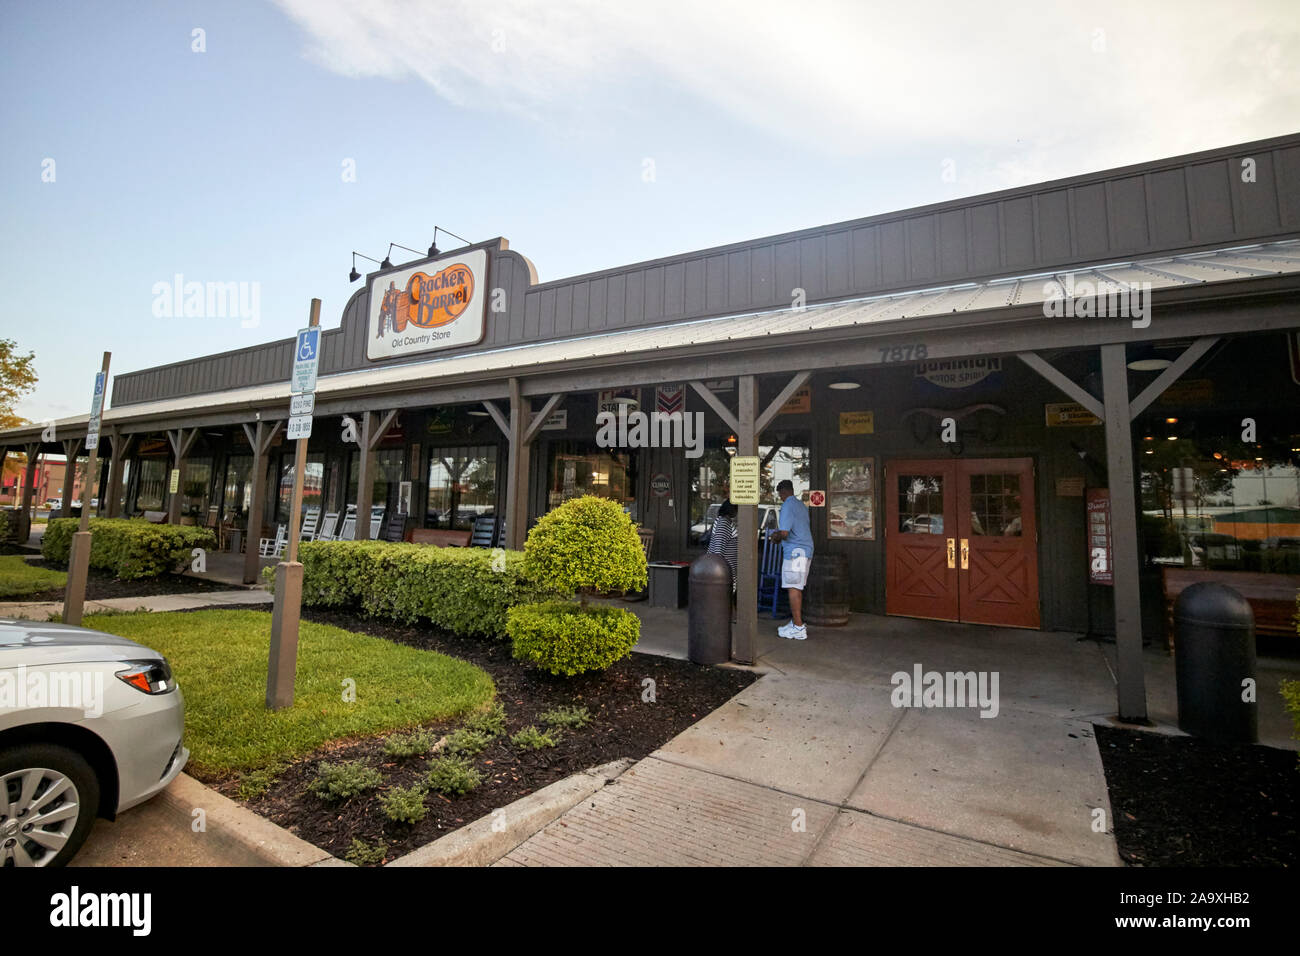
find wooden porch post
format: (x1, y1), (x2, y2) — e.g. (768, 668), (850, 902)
(734, 375), (759, 664)
(105, 431), (135, 518)
(1100, 343), (1148, 722)
(242, 420), (283, 584)
(165, 427), (199, 524)
(353, 409), (397, 542)
(18, 443), (40, 543)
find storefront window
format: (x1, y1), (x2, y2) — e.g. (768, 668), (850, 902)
(1139, 428), (1300, 571)
(689, 448), (731, 546)
(277, 454), (325, 520)
(427, 447), (497, 529)
(689, 441), (808, 545)
(547, 443), (635, 516)
(348, 449), (405, 515)
(180, 458), (212, 517)
(135, 458), (167, 512)
(222, 455), (252, 525)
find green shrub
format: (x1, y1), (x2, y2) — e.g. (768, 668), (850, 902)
(383, 729), (435, 759)
(0, 510), (11, 542)
(41, 518), (215, 580)
(523, 496), (647, 596)
(308, 760), (382, 802)
(297, 540), (562, 639)
(235, 765), (283, 801)
(508, 601), (640, 676)
(511, 725), (560, 749)
(425, 755), (483, 795)
(344, 839), (388, 866)
(541, 705), (591, 730)
(464, 700), (507, 737)
(380, 785), (428, 824)
(444, 727), (494, 757)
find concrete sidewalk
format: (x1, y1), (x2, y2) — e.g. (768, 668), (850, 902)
(0, 588), (271, 620)
(501, 607), (1300, 867)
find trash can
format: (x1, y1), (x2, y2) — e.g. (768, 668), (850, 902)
(688, 553), (731, 665)
(1173, 581), (1258, 743)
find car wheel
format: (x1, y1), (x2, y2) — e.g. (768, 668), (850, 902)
(0, 744), (100, 867)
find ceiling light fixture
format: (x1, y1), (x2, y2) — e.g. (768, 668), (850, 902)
(1126, 345), (1173, 371)
(828, 381), (861, 390)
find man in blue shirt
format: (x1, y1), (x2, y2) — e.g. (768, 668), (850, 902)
(772, 479), (814, 640)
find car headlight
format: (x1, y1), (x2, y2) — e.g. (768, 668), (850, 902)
(115, 659), (175, 695)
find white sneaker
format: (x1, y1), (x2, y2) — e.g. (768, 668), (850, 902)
(789, 624), (807, 641)
(777, 620), (796, 638)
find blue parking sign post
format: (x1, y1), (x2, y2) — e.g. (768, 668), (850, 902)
(268, 300), (321, 710)
(64, 352), (111, 627)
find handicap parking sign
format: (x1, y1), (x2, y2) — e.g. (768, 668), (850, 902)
(292, 328), (321, 394)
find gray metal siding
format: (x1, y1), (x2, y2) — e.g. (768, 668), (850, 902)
(110, 133), (1300, 408)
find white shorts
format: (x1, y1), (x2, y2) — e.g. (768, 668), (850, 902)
(781, 553), (812, 589)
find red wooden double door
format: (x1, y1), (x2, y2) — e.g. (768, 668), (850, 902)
(885, 457), (1040, 629)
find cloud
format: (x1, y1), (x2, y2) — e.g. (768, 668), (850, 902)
(274, 0), (1300, 183)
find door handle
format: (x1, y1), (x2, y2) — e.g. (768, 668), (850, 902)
(946, 538), (955, 569)
(961, 538), (969, 570)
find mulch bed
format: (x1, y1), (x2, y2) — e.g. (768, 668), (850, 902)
(183, 604), (756, 865)
(7, 558), (237, 603)
(1095, 724), (1300, 866)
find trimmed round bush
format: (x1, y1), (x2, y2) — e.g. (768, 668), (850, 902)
(507, 601), (640, 676)
(523, 496), (647, 596)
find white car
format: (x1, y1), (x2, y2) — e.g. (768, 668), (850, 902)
(0, 620), (188, 867)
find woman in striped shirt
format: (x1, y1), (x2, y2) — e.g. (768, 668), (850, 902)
(706, 500), (739, 593)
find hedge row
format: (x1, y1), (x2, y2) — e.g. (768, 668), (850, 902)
(41, 518), (216, 580)
(297, 540), (565, 640)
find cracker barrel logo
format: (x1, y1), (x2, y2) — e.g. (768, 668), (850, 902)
(377, 263), (474, 336)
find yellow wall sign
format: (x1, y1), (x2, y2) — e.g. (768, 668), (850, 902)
(730, 456), (761, 505)
(780, 386), (811, 415)
(839, 411), (874, 434)
(169, 469), (180, 494)
(1045, 402), (1102, 427)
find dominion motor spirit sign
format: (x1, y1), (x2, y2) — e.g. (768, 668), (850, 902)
(367, 248), (488, 360)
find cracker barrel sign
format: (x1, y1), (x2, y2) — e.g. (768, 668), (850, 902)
(367, 248), (488, 360)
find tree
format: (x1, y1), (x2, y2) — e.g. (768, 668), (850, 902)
(0, 338), (37, 430)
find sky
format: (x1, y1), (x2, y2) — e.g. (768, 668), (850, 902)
(1, 0), (1297, 423)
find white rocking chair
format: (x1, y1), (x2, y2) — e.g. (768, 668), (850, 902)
(259, 524), (287, 557)
(316, 511), (339, 541)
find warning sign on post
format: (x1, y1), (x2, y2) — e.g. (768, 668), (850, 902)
(730, 456), (760, 505)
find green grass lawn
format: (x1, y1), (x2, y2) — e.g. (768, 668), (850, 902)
(0, 554), (67, 598)
(83, 609), (496, 777)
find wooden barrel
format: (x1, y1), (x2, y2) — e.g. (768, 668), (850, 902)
(804, 553), (850, 626)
